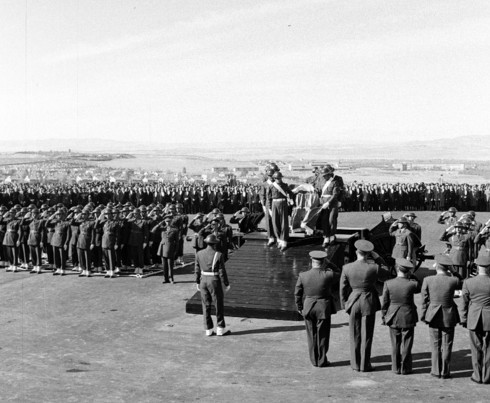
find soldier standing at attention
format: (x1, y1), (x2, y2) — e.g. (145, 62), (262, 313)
(381, 258), (420, 375)
(460, 254), (490, 384)
(420, 254), (461, 379)
(340, 240), (384, 372)
(195, 234), (230, 336)
(295, 250), (341, 367)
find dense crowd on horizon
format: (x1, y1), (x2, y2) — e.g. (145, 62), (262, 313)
(1, 180), (490, 212)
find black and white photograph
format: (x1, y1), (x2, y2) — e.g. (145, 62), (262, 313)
(1, 1), (490, 401)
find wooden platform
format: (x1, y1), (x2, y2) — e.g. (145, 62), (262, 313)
(185, 231), (357, 321)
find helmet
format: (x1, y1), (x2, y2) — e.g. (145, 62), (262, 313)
(204, 234), (219, 244)
(269, 162), (279, 172)
(321, 165), (335, 175)
(448, 207), (457, 213)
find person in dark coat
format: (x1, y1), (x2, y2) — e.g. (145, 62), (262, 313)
(47, 208), (72, 276)
(440, 221), (473, 278)
(460, 254), (490, 384)
(99, 208), (120, 278)
(152, 215), (179, 284)
(340, 240), (385, 372)
(420, 253), (461, 379)
(295, 250), (341, 367)
(389, 217), (416, 263)
(195, 234), (230, 336)
(313, 165), (344, 247)
(381, 258), (421, 375)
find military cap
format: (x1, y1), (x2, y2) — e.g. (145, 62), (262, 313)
(453, 221), (466, 228)
(47, 207), (55, 213)
(40, 204), (48, 210)
(124, 202), (132, 207)
(56, 203), (64, 208)
(28, 203), (36, 209)
(107, 202), (114, 207)
(403, 212), (417, 218)
(216, 213), (225, 219)
(321, 165), (335, 175)
(133, 208), (140, 213)
(31, 208), (39, 214)
(240, 207), (250, 213)
(266, 169), (275, 177)
(139, 205), (147, 211)
(397, 216), (409, 224)
(272, 171), (283, 179)
(0, 206), (8, 212)
(163, 214), (173, 222)
(475, 255), (490, 267)
(211, 208), (220, 214)
(204, 234), (219, 244)
(309, 250), (328, 260)
(153, 206), (162, 212)
(14, 204), (21, 209)
(468, 210), (476, 217)
(448, 207), (457, 212)
(354, 240), (374, 253)
(435, 254), (453, 267)
(176, 203), (183, 208)
(396, 258), (413, 273)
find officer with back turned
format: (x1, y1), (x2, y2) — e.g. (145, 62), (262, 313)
(295, 250), (341, 367)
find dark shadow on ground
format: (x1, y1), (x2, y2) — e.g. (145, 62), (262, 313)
(231, 325), (305, 336)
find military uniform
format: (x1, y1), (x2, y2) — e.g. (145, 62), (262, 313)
(421, 265), (460, 378)
(381, 260), (420, 374)
(440, 227), (473, 278)
(49, 218), (71, 273)
(195, 241), (230, 334)
(340, 241), (382, 372)
(295, 251), (340, 367)
(460, 257), (490, 384)
(101, 217), (120, 276)
(313, 168), (344, 244)
(389, 224), (416, 261)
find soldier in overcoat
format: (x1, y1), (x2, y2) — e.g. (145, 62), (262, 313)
(295, 250), (341, 367)
(420, 253), (461, 379)
(381, 258), (420, 374)
(460, 254), (490, 384)
(340, 240), (386, 372)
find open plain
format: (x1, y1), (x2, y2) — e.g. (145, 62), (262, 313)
(1, 211), (490, 402)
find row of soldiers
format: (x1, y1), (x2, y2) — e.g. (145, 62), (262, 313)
(0, 201), (260, 280)
(296, 242), (490, 384)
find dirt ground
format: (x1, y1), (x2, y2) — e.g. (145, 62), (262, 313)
(1, 211), (489, 402)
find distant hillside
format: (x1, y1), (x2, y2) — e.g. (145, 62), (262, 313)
(2, 134), (490, 160)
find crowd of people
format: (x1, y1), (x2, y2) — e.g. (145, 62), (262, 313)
(3, 179), (490, 216)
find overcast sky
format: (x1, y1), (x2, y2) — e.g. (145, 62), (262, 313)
(1, 0), (489, 146)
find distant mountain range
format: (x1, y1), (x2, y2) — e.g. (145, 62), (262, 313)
(2, 134), (490, 161)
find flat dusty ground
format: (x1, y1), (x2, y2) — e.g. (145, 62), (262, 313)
(1, 211), (489, 402)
